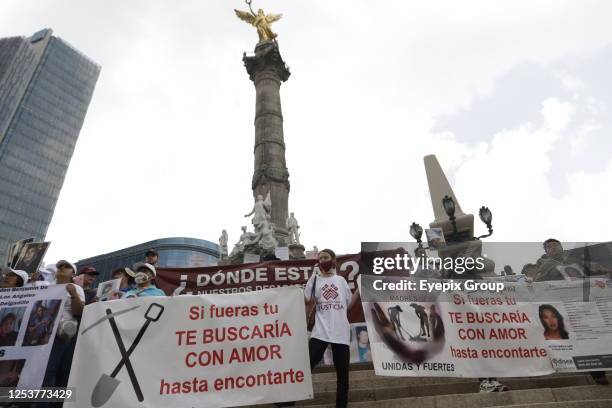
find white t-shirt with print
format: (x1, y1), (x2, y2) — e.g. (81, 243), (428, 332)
(304, 273), (352, 346)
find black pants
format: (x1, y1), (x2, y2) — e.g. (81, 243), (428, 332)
(42, 334), (77, 407)
(309, 338), (350, 408)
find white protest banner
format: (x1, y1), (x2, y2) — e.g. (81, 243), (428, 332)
(0, 285), (67, 388)
(533, 278), (612, 372)
(67, 286), (312, 408)
(360, 275), (554, 377)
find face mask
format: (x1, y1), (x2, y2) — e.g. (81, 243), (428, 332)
(319, 260), (335, 272)
(135, 272), (150, 284)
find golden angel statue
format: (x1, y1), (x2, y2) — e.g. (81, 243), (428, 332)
(234, 7), (282, 42)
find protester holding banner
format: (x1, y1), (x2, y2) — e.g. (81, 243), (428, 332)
(78, 266), (100, 305)
(122, 262), (165, 298)
(535, 238), (612, 281)
(0, 268), (28, 288)
(111, 267), (136, 293)
(277, 249), (360, 408)
(26, 267), (51, 287)
(43, 260), (85, 389)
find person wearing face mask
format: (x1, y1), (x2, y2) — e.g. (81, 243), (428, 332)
(122, 263), (165, 298)
(276, 249), (360, 408)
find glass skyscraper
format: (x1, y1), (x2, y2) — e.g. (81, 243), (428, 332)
(0, 29), (100, 263)
(76, 237), (220, 282)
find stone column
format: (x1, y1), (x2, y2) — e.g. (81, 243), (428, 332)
(243, 40), (291, 245)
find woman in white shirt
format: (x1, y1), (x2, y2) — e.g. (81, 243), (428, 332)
(303, 249), (360, 408)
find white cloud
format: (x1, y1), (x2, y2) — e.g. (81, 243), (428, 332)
(541, 98), (575, 131)
(435, 96), (611, 244)
(570, 121), (602, 156)
(0, 1), (611, 264)
(556, 71), (583, 92)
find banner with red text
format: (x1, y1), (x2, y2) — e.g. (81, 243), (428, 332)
(156, 254), (363, 323)
(157, 255), (373, 365)
(66, 287), (313, 408)
(361, 275), (554, 377)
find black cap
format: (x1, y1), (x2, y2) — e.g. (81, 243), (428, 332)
(145, 249), (158, 257)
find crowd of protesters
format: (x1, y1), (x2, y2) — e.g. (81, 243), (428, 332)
(528, 239), (611, 386)
(409, 238), (612, 392)
(0, 248), (165, 405)
(1, 241), (611, 407)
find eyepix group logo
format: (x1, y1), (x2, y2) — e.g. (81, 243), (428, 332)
(551, 358), (576, 371)
(321, 283), (339, 301)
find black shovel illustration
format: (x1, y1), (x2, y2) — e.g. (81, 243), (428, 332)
(91, 303), (165, 407)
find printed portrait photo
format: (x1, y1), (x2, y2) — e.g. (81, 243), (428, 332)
(22, 299), (62, 347)
(7, 238), (33, 268)
(13, 242), (50, 275)
(538, 304), (570, 340)
(0, 359), (26, 387)
(354, 325), (371, 362)
(96, 278), (122, 301)
(0, 307), (27, 347)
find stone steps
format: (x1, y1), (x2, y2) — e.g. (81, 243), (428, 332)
(304, 375), (593, 405)
(490, 401), (612, 408)
(312, 372), (584, 393)
(302, 385), (612, 408)
(311, 367), (577, 382)
(244, 370), (611, 408)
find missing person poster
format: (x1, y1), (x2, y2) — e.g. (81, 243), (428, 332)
(533, 279), (612, 372)
(360, 275), (554, 377)
(96, 279), (122, 301)
(0, 285), (67, 388)
(13, 242), (50, 275)
(67, 286), (313, 408)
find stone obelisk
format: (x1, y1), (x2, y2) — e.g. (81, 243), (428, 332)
(243, 40), (291, 245)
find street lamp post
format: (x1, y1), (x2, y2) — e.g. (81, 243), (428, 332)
(410, 196), (494, 246)
(475, 206), (493, 240)
(442, 195), (457, 236)
(409, 222), (425, 249)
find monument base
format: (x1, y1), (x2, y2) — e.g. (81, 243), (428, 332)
(217, 257), (235, 266)
(289, 244), (305, 260)
(273, 226), (290, 247)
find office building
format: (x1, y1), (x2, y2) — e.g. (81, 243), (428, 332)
(0, 28), (100, 262)
(76, 237), (220, 282)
